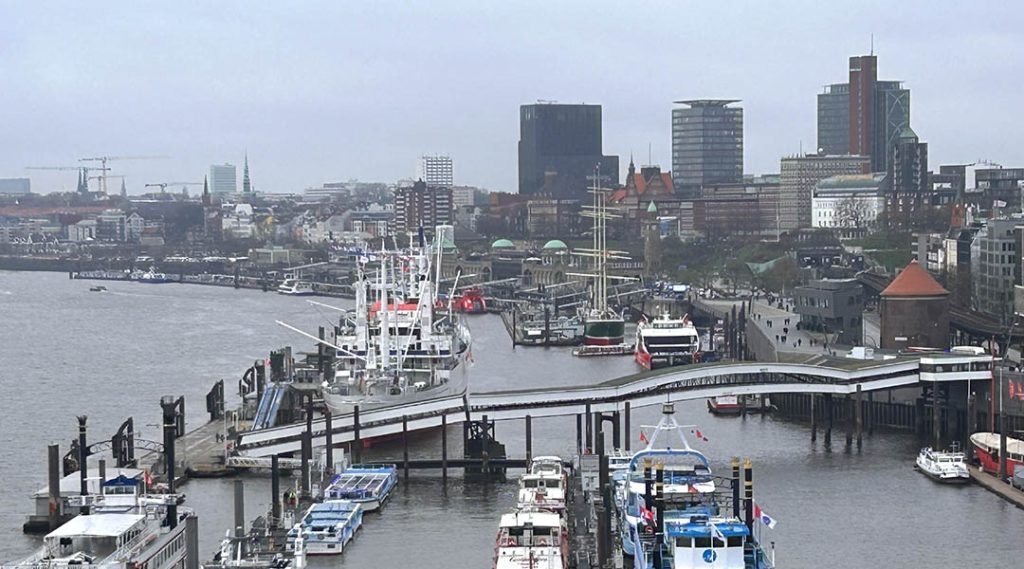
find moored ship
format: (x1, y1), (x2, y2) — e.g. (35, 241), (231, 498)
(634, 312), (701, 369)
(970, 432), (1024, 476)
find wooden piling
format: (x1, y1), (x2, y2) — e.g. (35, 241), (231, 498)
(402, 415), (409, 481)
(824, 394), (833, 446)
(324, 411), (333, 474)
(810, 394), (817, 442)
(585, 403), (593, 453)
(48, 444), (61, 530)
(624, 402), (632, 452)
(575, 413), (583, 455)
(855, 385), (863, 449)
(352, 405), (362, 464)
(845, 395), (853, 448)
(441, 413), (448, 484)
(525, 415), (533, 463)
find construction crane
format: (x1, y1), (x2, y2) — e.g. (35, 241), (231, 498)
(145, 182), (203, 194)
(79, 155), (168, 194)
(25, 165), (109, 193)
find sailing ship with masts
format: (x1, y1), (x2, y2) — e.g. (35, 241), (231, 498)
(572, 167), (634, 347)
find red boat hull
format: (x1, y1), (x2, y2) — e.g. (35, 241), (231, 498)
(972, 442), (1023, 476)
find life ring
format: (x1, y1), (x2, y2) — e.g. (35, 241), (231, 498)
(501, 536), (516, 547)
(536, 538), (548, 547)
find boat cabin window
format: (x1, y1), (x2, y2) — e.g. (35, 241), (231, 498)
(524, 480), (538, 488)
(675, 537), (692, 548)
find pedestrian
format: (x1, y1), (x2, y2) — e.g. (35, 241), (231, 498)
(798, 338), (802, 347)
(775, 334), (779, 343)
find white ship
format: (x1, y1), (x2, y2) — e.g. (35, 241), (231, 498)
(916, 445), (970, 483)
(634, 312), (701, 369)
(321, 228), (471, 415)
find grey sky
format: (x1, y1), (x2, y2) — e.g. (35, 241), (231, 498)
(2, 1), (1022, 194)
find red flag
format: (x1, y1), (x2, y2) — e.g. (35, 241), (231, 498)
(1011, 381), (1017, 400)
(639, 505), (655, 522)
(696, 429), (703, 439)
(639, 431), (648, 444)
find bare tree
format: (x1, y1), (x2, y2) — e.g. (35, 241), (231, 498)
(834, 197), (871, 229)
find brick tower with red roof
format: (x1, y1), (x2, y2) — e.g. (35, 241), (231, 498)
(879, 260), (950, 350)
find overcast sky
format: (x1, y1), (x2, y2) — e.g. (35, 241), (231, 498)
(2, 1), (1022, 195)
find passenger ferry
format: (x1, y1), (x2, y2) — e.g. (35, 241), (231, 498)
(493, 509), (570, 569)
(970, 432), (1024, 477)
(915, 446), (969, 483)
(632, 510), (774, 569)
(453, 287), (488, 313)
(286, 500), (363, 556)
(277, 278), (316, 296)
(517, 456), (568, 512)
(634, 312), (701, 369)
(319, 229), (471, 416)
(137, 268), (174, 284)
(5, 474), (195, 569)
(619, 404), (715, 557)
(323, 464), (398, 512)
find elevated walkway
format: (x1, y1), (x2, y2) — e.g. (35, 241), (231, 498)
(234, 352), (995, 458)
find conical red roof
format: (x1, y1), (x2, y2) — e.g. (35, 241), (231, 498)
(881, 260), (949, 297)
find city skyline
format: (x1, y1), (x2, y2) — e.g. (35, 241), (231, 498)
(2, 1), (1021, 194)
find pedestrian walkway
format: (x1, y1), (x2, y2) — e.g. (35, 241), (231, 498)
(748, 298), (833, 357)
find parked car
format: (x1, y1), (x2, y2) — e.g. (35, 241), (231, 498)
(1012, 469), (1024, 490)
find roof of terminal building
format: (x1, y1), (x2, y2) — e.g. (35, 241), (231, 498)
(491, 238), (515, 249)
(542, 239), (568, 250)
(881, 260), (949, 297)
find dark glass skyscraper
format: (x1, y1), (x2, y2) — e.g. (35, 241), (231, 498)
(671, 100), (743, 198)
(517, 103), (618, 199)
(816, 55), (910, 172)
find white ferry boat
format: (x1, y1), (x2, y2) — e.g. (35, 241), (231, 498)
(618, 404), (716, 557)
(634, 312), (701, 369)
(915, 445), (970, 483)
(493, 509), (569, 569)
(320, 229), (471, 415)
(286, 500), (363, 556)
(517, 456), (568, 512)
(277, 278), (316, 296)
(6, 474), (194, 569)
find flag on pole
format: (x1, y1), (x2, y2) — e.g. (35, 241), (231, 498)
(639, 430), (648, 444)
(754, 503), (777, 529)
(639, 504), (655, 523)
(709, 522), (727, 546)
(994, 199), (1008, 208)
(143, 470), (154, 488)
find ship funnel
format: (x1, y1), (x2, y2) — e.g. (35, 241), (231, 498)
(662, 402), (674, 415)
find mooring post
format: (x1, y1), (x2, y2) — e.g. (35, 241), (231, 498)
(525, 415), (533, 464)
(352, 405), (362, 464)
(441, 413), (448, 484)
(48, 443), (61, 530)
(731, 457), (741, 518)
(612, 411), (621, 450)
(77, 415), (89, 515)
(844, 395), (853, 448)
(271, 455), (281, 527)
(98, 458), (106, 484)
(402, 415), (410, 482)
(810, 394), (817, 442)
(301, 431), (311, 499)
(824, 393), (833, 446)
(234, 478), (246, 556)
(575, 413), (582, 455)
(584, 403), (592, 453)
(324, 411), (333, 474)
(867, 391), (875, 435)
(855, 385), (863, 449)
(624, 401), (632, 452)
(744, 459), (754, 533)
(967, 393), (977, 449)
(160, 396), (178, 528)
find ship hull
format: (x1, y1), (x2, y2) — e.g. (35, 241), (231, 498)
(324, 354), (470, 416)
(584, 319), (625, 346)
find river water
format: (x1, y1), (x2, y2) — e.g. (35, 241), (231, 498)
(1, 271), (1021, 567)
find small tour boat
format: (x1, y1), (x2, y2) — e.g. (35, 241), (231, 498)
(518, 456), (568, 511)
(634, 312), (701, 370)
(454, 287), (488, 313)
(970, 432), (1024, 477)
(323, 464), (398, 512)
(707, 394), (770, 415)
(138, 268), (173, 283)
(286, 500), (363, 556)
(915, 446), (969, 483)
(633, 510), (768, 569)
(277, 278), (316, 296)
(89, 285), (107, 292)
(493, 509), (570, 569)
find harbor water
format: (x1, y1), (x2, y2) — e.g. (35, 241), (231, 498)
(1, 270), (1022, 567)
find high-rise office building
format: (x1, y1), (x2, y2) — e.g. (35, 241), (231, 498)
(887, 126), (928, 228)
(394, 180), (453, 235)
(671, 100), (743, 198)
(0, 178), (31, 194)
(817, 55), (910, 172)
(209, 164), (237, 195)
(417, 155), (454, 188)
(518, 103), (618, 199)
(779, 154), (871, 231)
(816, 84), (849, 155)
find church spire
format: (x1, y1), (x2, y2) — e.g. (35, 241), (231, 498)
(120, 178), (127, 198)
(202, 175), (211, 206)
(242, 152), (252, 194)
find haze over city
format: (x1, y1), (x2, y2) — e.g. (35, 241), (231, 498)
(3, 1), (1022, 193)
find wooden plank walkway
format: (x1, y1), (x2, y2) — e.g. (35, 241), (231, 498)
(969, 466), (1024, 508)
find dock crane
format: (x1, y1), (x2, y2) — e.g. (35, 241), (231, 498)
(79, 155), (168, 194)
(25, 165), (109, 193)
(145, 182), (203, 194)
